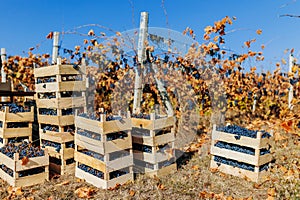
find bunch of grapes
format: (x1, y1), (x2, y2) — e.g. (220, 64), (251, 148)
(78, 163), (104, 179)
(62, 108), (74, 116)
(109, 169), (128, 179)
(78, 111), (122, 121)
(61, 75), (83, 82)
(42, 124), (59, 132)
(41, 140), (61, 152)
(18, 167), (45, 177)
(216, 125), (271, 138)
(106, 131), (128, 141)
(133, 143), (152, 153)
(77, 128), (101, 141)
(36, 76), (56, 84)
(38, 92), (56, 99)
(131, 113), (162, 120)
(0, 164), (13, 177)
(7, 122), (29, 128)
(215, 141), (255, 155)
(214, 155), (255, 172)
(39, 108), (57, 115)
(0, 140), (44, 159)
(79, 149), (104, 161)
(0, 103), (30, 113)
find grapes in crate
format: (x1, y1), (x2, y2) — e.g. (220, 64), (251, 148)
(216, 125), (271, 138)
(0, 140), (45, 159)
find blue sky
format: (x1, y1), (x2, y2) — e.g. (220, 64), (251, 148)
(1, 0), (300, 72)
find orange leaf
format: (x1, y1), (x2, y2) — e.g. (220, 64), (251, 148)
(75, 187), (96, 198)
(256, 29), (262, 35)
(46, 32), (53, 39)
(192, 165), (199, 170)
(267, 188), (276, 197)
(129, 189), (135, 197)
(261, 44), (265, 50)
(21, 156), (29, 165)
(29, 47), (35, 51)
(157, 183), (166, 190)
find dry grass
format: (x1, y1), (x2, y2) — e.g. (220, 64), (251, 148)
(0, 133), (299, 200)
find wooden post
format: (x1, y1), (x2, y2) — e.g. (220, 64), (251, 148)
(252, 94), (257, 113)
(1, 48), (8, 102)
(288, 53), (294, 110)
(133, 12), (149, 114)
(52, 32), (60, 65)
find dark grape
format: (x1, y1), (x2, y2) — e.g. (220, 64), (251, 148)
(214, 155), (255, 171)
(0, 140), (44, 160)
(216, 125), (271, 138)
(79, 149), (104, 161)
(78, 163), (104, 179)
(77, 128), (101, 141)
(214, 141), (255, 155)
(41, 140), (61, 152)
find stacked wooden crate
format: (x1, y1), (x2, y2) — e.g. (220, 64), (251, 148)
(0, 146), (49, 187)
(210, 124), (274, 182)
(0, 105), (34, 147)
(34, 63), (86, 175)
(131, 113), (177, 177)
(74, 111), (134, 189)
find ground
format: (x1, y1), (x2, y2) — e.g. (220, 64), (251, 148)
(0, 129), (299, 200)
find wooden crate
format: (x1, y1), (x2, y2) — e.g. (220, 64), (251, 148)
(40, 129), (75, 175)
(75, 164), (133, 189)
(131, 113), (177, 176)
(0, 106), (34, 147)
(0, 106), (34, 123)
(210, 124), (274, 182)
(34, 64), (86, 93)
(0, 149), (49, 187)
(74, 112), (134, 189)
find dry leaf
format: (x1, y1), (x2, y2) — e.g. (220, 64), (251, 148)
(46, 32), (53, 39)
(192, 165), (199, 170)
(157, 183), (166, 190)
(75, 187), (96, 198)
(129, 189), (135, 197)
(256, 29), (262, 35)
(116, 31), (122, 36)
(21, 156), (29, 165)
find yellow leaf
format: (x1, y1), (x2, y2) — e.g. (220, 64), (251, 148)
(256, 29), (262, 35)
(116, 31), (122, 36)
(281, 58), (287, 65)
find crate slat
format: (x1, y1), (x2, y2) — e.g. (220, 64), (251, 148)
(211, 146), (273, 166)
(38, 115), (74, 126)
(132, 131), (175, 146)
(75, 167), (133, 189)
(34, 64), (86, 77)
(36, 97), (86, 109)
(210, 159), (270, 182)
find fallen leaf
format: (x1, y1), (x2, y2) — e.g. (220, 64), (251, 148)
(129, 189), (135, 197)
(75, 187), (96, 199)
(210, 168), (219, 173)
(192, 165), (199, 170)
(21, 157), (29, 165)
